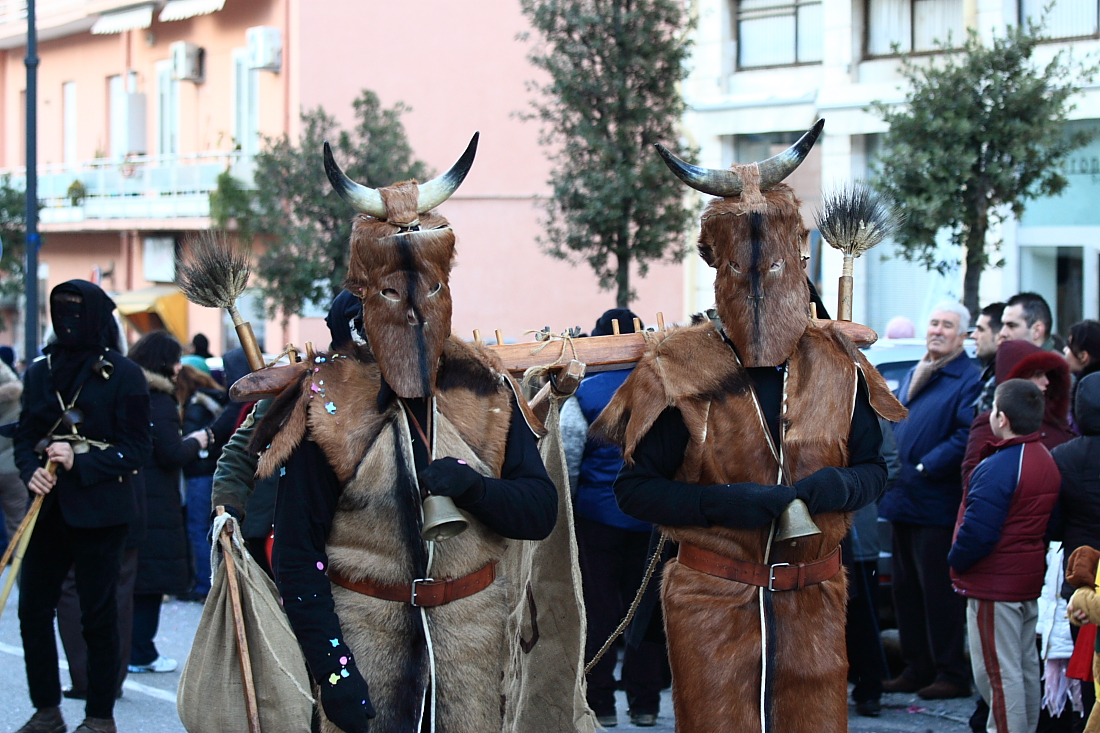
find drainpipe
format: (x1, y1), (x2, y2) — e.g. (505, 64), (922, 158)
(23, 0), (39, 361)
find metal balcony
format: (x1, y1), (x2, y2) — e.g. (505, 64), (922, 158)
(0, 152), (255, 225)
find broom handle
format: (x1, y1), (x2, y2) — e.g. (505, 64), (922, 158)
(216, 506), (262, 733)
(227, 304), (266, 373)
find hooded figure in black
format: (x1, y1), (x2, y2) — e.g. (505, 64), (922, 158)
(13, 279), (151, 733)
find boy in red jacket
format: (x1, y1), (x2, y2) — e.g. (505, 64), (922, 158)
(950, 378), (1062, 733)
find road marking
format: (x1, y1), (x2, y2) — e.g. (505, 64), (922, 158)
(0, 641), (178, 704)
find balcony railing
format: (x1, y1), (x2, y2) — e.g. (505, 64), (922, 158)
(1, 151), (255, 224)
(0, 0), (89, 27)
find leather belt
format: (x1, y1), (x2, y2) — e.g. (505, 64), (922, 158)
(328, 560), (498, 607)
(677, 542), (841, 592)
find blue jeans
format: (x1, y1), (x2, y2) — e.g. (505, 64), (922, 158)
(185, 475), (214, 596)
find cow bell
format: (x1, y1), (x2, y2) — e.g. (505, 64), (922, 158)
(774, 498), (822, 543)
(421, 494), (469, 542)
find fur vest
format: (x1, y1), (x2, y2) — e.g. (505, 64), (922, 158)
(591, 320), (905, 733)
(257, 337), (541, 733)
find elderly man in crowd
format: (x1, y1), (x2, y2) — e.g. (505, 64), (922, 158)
(880, 301), (982, 700)
(1000, 292), (1057, 351)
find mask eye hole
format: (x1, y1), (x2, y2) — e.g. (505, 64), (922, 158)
(769, 260), (784, 272)
(428, 282), (443, 296)
(381, 288), (400, 301)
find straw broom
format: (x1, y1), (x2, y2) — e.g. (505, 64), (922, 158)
(0, 464), (55, 621)
(177, 232), (265, 372)
(815, 182), (901, 321)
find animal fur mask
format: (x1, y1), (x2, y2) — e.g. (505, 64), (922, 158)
(655, 121), (822, 367)
(344, 195), (456, 399)
(699, 185), (810, 367)
(325, 134), (479, 398)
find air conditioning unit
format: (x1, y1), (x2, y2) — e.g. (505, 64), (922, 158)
(171, 41), (204, 82)
(246, 26), (281, 72)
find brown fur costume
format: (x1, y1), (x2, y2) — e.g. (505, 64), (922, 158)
(256, 337), (541, 733)
(591, 320), (905, 733)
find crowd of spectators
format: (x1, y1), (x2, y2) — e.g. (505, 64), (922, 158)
(875, 290), (1100, 733)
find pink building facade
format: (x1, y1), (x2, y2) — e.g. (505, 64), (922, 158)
(0, 0), (686, 359)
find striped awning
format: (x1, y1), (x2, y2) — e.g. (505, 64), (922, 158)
(159, 0), (226, 22)
(90, 4), (154, 35)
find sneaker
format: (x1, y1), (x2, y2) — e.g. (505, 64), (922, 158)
(15, 707), (66, 733)
(595, 713), (618, 727)
(630, 711), (658, 726)
(128, 655), (178, 673)
(62, 686), (86, 700)
(73, 718), (116, 733)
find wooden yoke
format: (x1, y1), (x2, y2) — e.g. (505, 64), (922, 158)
(228, 314), (879, 401)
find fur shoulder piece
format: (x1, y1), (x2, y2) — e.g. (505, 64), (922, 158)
(812, 323), (908, 423)
(142, 368), (176, 396)
(439, 336), (546, 438)
(590, 321), (740, 461)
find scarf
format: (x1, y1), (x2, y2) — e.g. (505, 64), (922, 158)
(907, 345), (964, 402)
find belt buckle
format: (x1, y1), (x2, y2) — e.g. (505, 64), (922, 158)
(411, 578), (434, 607)
(767, 563), (791, 592)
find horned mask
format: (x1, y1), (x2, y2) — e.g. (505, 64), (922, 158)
(325, 133), (479, 398)
(656, 120), (823, 367)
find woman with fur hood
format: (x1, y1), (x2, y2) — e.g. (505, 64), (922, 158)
(125, 331), (209, 674)
(0, 360), (26, 543)
(962, 339), (1074, 487)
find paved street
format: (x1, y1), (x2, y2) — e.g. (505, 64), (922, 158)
(1, 564), (975, 732)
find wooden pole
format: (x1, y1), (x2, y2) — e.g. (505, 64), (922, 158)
(216, 506), (261, 733)
(656, 312), (666, 331)
(495, 329), (504, 346)
(0, 464), (53, 621)
(611, 319), (620, 335)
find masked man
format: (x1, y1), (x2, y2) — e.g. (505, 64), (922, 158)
(14, 281), (151, 733)
(590, 121), (906, 733)
(253, 134), (558, 733)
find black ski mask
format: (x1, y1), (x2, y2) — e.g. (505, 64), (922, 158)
(45, 280), (118, 399)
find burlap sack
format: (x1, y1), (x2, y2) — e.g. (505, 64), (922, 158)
(502, 392), (597, 733)
(178, 516), (313, 733)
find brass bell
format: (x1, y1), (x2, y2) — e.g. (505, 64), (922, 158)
(774, 498), (822, 542)
(421, 495), (469, 542)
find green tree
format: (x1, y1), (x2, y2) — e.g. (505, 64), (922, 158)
(209, 170), (256, 245)
(871, 23), (1096, 319)
(0, 175), (32, 305)
(521, 0), (697, 307)
(251, 90), (430, 323)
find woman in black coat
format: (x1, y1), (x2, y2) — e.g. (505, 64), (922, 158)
(126, 331), (209, 673)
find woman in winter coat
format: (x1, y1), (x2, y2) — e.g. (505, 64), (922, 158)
(1065, 320), (1100, 431)
(126, 331), (209, 673)
(961, 339), (1074, 487)
(177, 361), (227, 599)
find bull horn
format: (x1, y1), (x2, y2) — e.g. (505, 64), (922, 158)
(655, 119), (824, 197)
(416, 132), (479, 213)
(323, 141), (386, 218)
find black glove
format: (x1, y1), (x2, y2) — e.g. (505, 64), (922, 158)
(700, 483), (796, 529)
(417, 457), (485, 505)
(793, 468), (848, 515)
(319, 662), (375, 733)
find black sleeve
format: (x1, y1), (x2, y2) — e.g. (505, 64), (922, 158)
(454, 398), (558, 541)
(793, 377), (888, 514)
(146, 395), (201, 471)
(209, 400), (242, 446)
(73, 370), (152, 487)
(613, 407), (710, 527)
(272, 439), (352, 684)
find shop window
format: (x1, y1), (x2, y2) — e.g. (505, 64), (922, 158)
(866, 0), (963, 56)
(1020, 0), (1098, 40)
(735, 0), (823, 68)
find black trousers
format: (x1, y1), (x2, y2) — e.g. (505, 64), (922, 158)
(131, 593), (165, 666)
(890, 521), (970, 686)
(18, 500), (127, 719)
(576, 515), (665, 717)
(846, 559), (887, 703)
